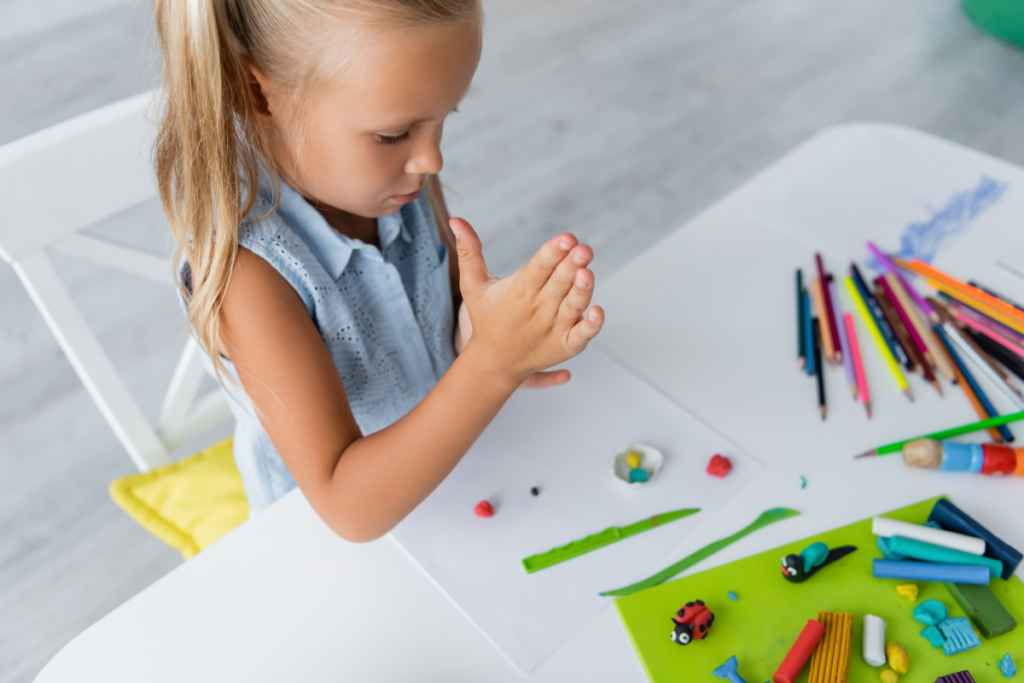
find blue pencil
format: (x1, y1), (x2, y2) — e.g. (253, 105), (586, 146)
(803, 292), (815, 376)
(935, 324), (1015, 442)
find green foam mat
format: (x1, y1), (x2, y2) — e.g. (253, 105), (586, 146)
(615, 497), (1024, 682)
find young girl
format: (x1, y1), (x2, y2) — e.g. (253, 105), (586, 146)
(153, 0), (604, 542)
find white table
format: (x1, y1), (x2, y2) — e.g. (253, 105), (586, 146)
(36, 124), (1024, 682)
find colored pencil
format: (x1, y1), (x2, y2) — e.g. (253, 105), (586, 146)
(898, 258), (1024, 327)
(885, 273), (956, 382)
(813, 318), (826, 421)
(968, 329), (1024, 385)
(867, 242), (934, 315)
(850, 264), (912, 369)
(844, 276), (912, 401)
(931, 298), (1022, 396)
(873, 279), (921, 373)
(803, 292), (815, 376)
(845, 312), (871, 418)
(954, 309), (1024, 361)
(797, 270), (806, 369)
(832, 280), (857, 400)
(816, 254), (842, 363)
(877, 274), (929, 363)
(932, 320), (1001, 441)
(811, 277), (835, 367)
(935, 324), (1012, 442)
(942, 321), (1024, 411)
(876, 281), (942, 395)
(928, 279), (1024, 336)
(969, 281), (1024, 313)
(949, 298), (1024, 345)
(854, 410), (1024, 458)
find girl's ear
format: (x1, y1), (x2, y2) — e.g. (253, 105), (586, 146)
(242, 61), (274, 127)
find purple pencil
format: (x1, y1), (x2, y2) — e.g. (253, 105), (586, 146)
(830, 279), (857, 400)
(866, 241), (936, 318)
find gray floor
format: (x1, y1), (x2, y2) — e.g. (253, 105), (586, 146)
(2, 0), (1024, 680)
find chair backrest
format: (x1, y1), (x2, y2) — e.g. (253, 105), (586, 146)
(0, 91), (230, 473)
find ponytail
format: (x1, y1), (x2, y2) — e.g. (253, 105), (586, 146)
(153, 0), (271, 382)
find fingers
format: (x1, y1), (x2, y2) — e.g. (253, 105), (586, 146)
(519, 369), (571, 390)
(518, 233), (578, 292)
(544, 244), (593, 304)
(450, 218), (493, 295)
(566, 305), (604, 353)
(556, 265), (594, 322)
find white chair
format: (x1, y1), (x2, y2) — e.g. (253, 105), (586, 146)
(0, 90), (231, 473)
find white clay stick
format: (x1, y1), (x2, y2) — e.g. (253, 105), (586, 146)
(863, 614), (886, 667)
(872, 517), (985, 556)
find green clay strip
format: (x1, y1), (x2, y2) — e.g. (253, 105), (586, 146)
(522, 508), (700, 574)
(599, 507), (801, 596)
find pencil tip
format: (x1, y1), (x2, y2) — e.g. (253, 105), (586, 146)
(903, 388), (914, 402)
(854, 450), (877, 459)
(932, 381), (943, 396)
(798, 359), (805, 370)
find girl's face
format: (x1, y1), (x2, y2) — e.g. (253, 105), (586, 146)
(253, 22), (482, 219)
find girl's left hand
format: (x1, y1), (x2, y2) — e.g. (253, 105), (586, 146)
(454, 299), (571, 389)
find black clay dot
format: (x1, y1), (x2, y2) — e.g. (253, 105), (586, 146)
(530, 487), (540, 496)
(699, 624), (705, 632)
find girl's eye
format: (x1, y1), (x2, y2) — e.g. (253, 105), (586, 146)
(376, 131), (410, 145)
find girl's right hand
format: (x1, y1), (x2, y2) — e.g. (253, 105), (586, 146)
(449, 217), (604, 386)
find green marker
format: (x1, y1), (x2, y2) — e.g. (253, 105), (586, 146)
(522, 508), (701, 574)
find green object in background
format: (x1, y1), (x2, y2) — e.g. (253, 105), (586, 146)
(521, 508), (700, 574)
(600, 507), (801, 596)
(613, 496), (1024, 683)
(964, 0), (1024, 49)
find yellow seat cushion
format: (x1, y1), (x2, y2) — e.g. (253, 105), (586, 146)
(109, 437), (249, 560)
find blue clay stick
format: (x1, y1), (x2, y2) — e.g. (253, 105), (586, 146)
(873, 560), (989, 585)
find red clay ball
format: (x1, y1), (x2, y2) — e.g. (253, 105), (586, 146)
(706, 454), (732, 478)
(475, 501), (495, 517)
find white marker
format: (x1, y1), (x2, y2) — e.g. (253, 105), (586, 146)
(863, 614), (886, 666)
(872, 517), (985, 556)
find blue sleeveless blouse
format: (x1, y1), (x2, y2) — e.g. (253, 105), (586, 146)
(197, 179), (456, 512)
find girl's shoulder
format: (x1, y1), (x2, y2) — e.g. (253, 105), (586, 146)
(235, 187), (327, 314)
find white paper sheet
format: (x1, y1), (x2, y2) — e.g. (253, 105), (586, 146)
(742, 126), (1009, 268)
(390, 348), (761, 671)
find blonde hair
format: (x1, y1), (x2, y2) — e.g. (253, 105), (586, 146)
(153, 0), (480, 380)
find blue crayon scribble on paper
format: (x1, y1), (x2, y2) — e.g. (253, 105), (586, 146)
(869, 176), (1008, 271)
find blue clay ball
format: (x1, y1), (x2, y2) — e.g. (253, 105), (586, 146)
(913, 599), (949, 626)
(629, 468), (649, 483)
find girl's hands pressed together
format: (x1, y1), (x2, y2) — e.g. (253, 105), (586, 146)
(449, 217), (604, 389)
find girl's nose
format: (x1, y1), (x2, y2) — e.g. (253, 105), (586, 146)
(404, 136), (443, 176)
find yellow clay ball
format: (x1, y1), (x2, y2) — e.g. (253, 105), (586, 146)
(880, 669), (899, 683)
(885, 642), (908, 674)
(626, 451), (641, 469)
(896, 584), (919, 602)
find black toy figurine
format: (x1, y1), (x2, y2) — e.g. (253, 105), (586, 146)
(780, 542), (857, 583)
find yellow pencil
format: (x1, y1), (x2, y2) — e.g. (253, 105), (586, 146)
(844, 276), (912, 401)
(927, 279), (1024, 336)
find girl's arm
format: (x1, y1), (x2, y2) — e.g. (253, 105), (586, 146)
(218, 218), (602, 542)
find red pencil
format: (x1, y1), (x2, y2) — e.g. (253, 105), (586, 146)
(816, 254), (842, 364)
